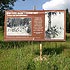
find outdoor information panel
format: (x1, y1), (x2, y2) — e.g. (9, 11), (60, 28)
(4, 10), (66, 41)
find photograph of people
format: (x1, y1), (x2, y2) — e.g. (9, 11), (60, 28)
(7, 18), (32, 36)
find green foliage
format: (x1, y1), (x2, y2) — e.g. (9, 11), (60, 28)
(0, 40), (70, 70)
(66, 9), (70, 33)
(0, 0), (17, 26)
(0, 27), (3, 41)
(0, 34), (70, 70)
(27, 60), (36, 70)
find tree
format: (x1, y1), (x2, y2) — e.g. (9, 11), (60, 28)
(0, 0), (17, 26)
(66, 9), (70, 33)
(0, 0), (25, 26)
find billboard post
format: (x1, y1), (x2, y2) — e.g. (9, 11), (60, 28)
(40, 42), (43, 61)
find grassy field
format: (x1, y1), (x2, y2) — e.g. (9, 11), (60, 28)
(0, 27), (70, 70)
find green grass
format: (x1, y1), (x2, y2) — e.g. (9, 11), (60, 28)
(0, 28), (70, 70)
(1, 42), (70, 70)
(0, 27), (4, 41)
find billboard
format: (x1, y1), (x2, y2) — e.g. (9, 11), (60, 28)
(4, 10), (66, 41)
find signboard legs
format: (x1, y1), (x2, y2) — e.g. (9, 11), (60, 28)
(40, 42), (43, 61)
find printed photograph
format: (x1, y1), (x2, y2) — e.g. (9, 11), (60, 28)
(45, 11), (65, 40)
(7, 18), (32, 36)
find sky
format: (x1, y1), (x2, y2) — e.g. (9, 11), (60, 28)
(42, 0), (70, 11)
(13, 0), (70, 11)
(13, 0), (48, 10)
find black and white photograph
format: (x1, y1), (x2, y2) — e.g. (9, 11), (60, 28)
(7, 18), (32, 36)
(45, 11), (65, 40)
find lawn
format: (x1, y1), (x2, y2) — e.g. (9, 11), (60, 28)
(0, 27), (70, 70)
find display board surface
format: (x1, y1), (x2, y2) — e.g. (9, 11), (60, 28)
(4, 10), (66, 41)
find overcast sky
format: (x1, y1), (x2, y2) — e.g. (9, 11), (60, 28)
(13, 0), (70, 11)
(42, 0), (70, 11)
